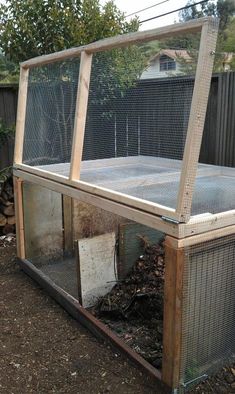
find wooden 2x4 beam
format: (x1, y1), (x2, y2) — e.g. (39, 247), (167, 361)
(21, 17), (209, 69)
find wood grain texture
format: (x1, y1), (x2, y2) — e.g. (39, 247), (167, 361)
(14, 67), (29, 164)
(69, 51), (92, 180)
(62, 195), (73, 252)
(162, 239), (185, 388)
(21, 18), (208, 69)
(13, 176), (25, 258)
(176, 18), (219, 221)
(13, 168), (179, 237)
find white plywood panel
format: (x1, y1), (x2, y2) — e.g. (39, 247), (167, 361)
(78, 232), (116, 308)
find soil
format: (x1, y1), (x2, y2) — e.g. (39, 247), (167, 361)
(0, 239), (158, 394)
(91, 241), (165, 369)
(1, 237), (234, 393)
(190, 365), (235, 393)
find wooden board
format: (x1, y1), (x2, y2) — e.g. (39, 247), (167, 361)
(77, 232), (116, 308)
(14, 67), (29, 164)
(62, 195), (73, 252)
(21, 17), (208, 68)
(13, 177), (25, 258)
(162, 239), (185, 389)
(176, 18), (219, 221)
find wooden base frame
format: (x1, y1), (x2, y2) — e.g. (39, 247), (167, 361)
(14, 174), (235, 392)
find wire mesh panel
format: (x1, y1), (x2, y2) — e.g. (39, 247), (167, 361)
(22, 182), (78, 297)
(80, 38), (200, 210)
(192, 55), (235, 216)
(22, 58), (80, 176)
(180, 235), (235, 390)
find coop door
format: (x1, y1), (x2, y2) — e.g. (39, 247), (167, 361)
(76, 232), (116, 308)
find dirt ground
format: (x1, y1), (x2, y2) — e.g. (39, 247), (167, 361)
(0, 242), (159, 394)
(0, 240), (234, 394)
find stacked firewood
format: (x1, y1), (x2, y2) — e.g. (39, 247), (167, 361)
(0, 168), (15, 235)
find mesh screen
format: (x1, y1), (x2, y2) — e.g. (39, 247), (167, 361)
(80, 39), (199, 209)
(180, 235), (235, 390)
(23, 57), (80, 174)
(22, 182), (78, 297)
(192, 54), (235, 216)
(22, 181), (166, 369)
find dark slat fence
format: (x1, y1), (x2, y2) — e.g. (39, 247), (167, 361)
(0, 84), (18, 170)
(0, 73), (234, 170)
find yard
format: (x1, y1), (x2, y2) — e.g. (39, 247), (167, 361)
(0, 238), (234, 393)
(0, 239), (159, 394)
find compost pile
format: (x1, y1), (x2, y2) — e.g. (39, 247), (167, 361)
(92, 239), (165, 369)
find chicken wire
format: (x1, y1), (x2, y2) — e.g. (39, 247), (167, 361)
(80, 39), (200, 209)
(192, 53), (235, 216)
(179, 235), (235, 391)
(22, 57), (80, 172)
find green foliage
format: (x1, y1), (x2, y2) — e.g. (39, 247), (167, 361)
(179, 0), (235, 28)
(0, 0), (145, 105)
(0, 118), (15, 144)
(223, 17), (235, 51)
(164, 1), (235, 73)
(0, 0), (139, 63)
(0, 55), (19, 83)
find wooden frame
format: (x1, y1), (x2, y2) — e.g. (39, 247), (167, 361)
(14, 67), (29, 164)
(13, 171), (235, 392)
(20, 18), (209, 68)
(69, 51), (93, 180)
(162, 238), (185, 389)
(13, 17), (220, 224)
(13, 176), (25, 258)
(176, 18), (219, 221)
(13, 19), (235, 391)
(14, 168), (235, 243)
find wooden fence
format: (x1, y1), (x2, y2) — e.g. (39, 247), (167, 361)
(0, 73), (235, 170)
(0, 84), (18, 170)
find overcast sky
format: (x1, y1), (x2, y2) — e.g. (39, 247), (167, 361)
(101, 0), (189, 30)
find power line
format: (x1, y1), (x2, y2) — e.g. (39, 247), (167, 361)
(140, 0), (209, 23)
(125, 0), (171, 18)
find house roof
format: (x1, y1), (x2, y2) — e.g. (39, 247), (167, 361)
(150, 49), (192, 63)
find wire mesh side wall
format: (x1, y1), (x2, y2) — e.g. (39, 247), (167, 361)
(192, 59), (235, 216)
(80, 38), (200, 210)
(22, 58), (80, 174)
(180, 235), (235, 390)
(22, 180), (166, 369)
(22, 181), (79, 298)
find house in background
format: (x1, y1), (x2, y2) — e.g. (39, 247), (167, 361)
(140, 49), (192, 79)
(140, 49), (235, 79)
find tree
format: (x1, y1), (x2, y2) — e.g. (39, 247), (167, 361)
(222, 17), (235, 70)
(0, 0), (139, 63)
(164, 1), (235, 72)
(0, 55), (19, 83)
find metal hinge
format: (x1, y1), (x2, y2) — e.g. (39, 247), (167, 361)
(162, 216), (180, 225)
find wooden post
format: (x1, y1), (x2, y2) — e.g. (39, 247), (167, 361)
(162, 236), (185, 390)
(176, 18), (219, 222)
(13, 176), (25, 259)
(69, 51), (93, 181)
(62, 195), (73, 252)
(14, 67), (29, 165)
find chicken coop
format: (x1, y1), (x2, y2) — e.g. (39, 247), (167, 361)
(13, 17), (235, 393)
